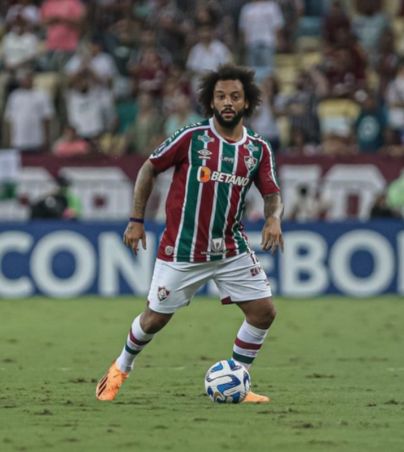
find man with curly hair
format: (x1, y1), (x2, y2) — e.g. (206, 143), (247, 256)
(96, 64), (284, 403)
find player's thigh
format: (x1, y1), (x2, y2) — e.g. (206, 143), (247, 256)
(148, 259), (211, 314)
(214, 252), (272, 304)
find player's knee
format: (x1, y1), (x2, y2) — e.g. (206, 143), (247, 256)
(260, 304), (276, 329)
(250, 302), (276, 329)
(140, 309), (173, 334)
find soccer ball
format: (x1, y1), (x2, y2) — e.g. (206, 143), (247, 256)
(205, 359), (251, 403)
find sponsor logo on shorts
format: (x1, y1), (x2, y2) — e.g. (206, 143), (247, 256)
(157, 286), (170, 301)
(197, 166), (249, 186)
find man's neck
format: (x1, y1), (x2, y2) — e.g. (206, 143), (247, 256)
(212, 117), (244, 142)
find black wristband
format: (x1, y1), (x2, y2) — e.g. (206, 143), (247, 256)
(129, 217), (144, 224)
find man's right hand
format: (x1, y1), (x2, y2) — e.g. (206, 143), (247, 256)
(123, 222), (147, 255)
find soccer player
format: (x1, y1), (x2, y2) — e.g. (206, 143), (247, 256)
(96, 64), (284, 403)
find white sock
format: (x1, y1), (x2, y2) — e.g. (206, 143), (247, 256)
(116, 315), (154, 372)
(232, 320), (269, 370)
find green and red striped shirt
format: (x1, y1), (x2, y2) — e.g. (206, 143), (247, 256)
(149, 118), (280, 262)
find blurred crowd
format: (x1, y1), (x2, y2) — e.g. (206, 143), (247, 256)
(1, 0), (404, 159)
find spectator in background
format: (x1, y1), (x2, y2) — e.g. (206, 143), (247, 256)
(65, 69), (117, 145)
(239, 0), (284, 80)
(40, 0), (86, 71)
(386, 171), (404, 215)
(164, 93), (202, 137)
(127, 27), (171, 98)
(352, 0), (390, 67)
(369, 191), (400, 219)
(192, 1), (221, 29)
(186, 24), (233, 98)
(284, 127), (320, 155)
(276, 0), (304, 52)
(4, 69), (54, 152)
(5, 0), (40, 31)
(249, 75), (281, 152)
(147, 0), (192, 65)
(30, 174), (82, 220)
(385, 62), (404, 144)
(322, 0), (351, 45)
(129, 27), (172, 71)
(319, 38), (367, 98)
(1, 13), (40, 71)
(161, 64), (192, 116)
(123, 91), (165, 156)
(52, 124), (91, 157)
(381, 128), (404, 157)
(0, 12), (41, 110)
(288, 185), (329, 221)
(64, 36), (119, 88)
(91, 0), (132, 32)
(103, 15), (142, 77)
(281, 70), (321, 145)
(354, 90), (386, 153)
(375, 28), (399, 99)
(130, 47), (168, 98)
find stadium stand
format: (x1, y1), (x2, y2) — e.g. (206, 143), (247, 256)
(0, 0), (403, 221)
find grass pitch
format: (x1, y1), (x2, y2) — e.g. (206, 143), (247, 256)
(0, 296), (403, 452)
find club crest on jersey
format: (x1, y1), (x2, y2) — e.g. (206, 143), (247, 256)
(244, 155), (257, 170)
(157, 287), (170, 301)
(198, 149), (212, 159)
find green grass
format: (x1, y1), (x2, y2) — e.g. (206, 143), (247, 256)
(0, 296), (403, 452)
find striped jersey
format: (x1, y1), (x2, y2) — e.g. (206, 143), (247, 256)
(149, 118), (280, 262)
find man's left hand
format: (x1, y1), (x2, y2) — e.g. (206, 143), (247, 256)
(261, 216), (284, 254)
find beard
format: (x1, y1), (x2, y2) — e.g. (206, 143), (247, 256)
(213, 107), (245, 129)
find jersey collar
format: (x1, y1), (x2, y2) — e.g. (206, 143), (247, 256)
(209, 117), (247, 146)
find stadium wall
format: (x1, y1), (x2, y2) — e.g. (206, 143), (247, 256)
(0, 220), (402, 298)
(0, 154), (402, 220)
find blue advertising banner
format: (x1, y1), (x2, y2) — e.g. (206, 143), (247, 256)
(0, 220), (402, 298)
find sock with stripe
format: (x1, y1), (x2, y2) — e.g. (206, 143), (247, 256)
(116, 315), (154, 372)
(232, 320), (269, 370)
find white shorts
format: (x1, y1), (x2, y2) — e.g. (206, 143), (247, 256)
(147, 252), (272, 314)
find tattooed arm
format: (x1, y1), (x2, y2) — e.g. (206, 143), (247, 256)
(123, 160), (158, 255)
(261, 193), (284, 254)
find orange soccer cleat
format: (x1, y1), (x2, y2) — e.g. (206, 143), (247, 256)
(96, 361), (128, 401)
(242, 391), (271, 403)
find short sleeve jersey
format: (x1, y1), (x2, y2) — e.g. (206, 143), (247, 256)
(149, 118), (280, 262)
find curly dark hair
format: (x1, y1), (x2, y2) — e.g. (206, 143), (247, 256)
(197, 64), (262, 118)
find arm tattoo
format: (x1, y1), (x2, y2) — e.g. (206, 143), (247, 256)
(131, 160), (157, 217)
(263, 193), (284, 220)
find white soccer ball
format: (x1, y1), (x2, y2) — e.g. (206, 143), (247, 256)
(205, 359), (251, 403)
